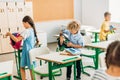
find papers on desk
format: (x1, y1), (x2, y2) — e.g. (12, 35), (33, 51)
(0, 60), (13, 74)
(64, 48), (81, 55)
(36, 52), (81, 64)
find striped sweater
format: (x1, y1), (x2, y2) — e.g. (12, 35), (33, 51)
(91, 69), (120, 80)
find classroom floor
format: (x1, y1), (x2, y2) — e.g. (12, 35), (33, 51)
(0, 43), (95, 80)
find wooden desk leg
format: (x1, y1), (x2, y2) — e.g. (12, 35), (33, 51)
(95, 48), (99, 69)
(73, 61), (77, 80)
(48, 62), (52, 80)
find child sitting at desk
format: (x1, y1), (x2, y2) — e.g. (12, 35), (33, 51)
(59, 21), (83, 80)
(99, 12), (116, 41)
(91, 41), (120, 80)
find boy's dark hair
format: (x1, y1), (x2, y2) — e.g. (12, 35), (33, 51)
(105, 41), (120, 68)
(22, 16), (39, 46)
(104, 12), (111, 17)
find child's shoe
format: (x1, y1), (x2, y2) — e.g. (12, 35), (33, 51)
(66, 77), (70, 80)
(76, 77), (81, 80)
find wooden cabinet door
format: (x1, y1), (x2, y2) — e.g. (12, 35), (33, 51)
(24, 2), (33, 18)
(1, 35), (14, 53)
(0, 2), (8, 29)
(7, 2), (17, 30)
(16, 2), (25, 33)
(0, 35), (2, 54)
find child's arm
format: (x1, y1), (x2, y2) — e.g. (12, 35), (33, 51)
(104, 30), (110, 33)
(6, 32), (23, 42)
(112, 28), (116, 30)
(67, 35), (83, 48)
(60, 35), (64, 45)
(67, 42), (83, 48)
(59, 30), (67, 45)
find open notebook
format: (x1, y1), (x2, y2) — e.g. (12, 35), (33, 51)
(65, 48), (81, 55)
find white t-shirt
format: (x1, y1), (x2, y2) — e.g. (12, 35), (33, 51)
(20, 28), (32, 40)
(91, 69), (120, 80)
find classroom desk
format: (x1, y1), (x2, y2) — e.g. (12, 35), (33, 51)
(85, 40), (114, 69)
(87, 30), (100, 43)
(36, 52), (81, 80)
(0, 60), (13, 80)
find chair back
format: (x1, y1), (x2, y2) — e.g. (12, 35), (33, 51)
(82, 35), (92, 45)
(29, 47), (50, 64)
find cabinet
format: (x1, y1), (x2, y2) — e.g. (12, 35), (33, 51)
(24, 1), (33, 18)
(0, 2), (13, 53)
(0, 35), (2, 54)
(0, 1), (33, 54)
(0, 2), (8, 29)
(16, 2), (24, 32)
(1, 36), (14, 53)
(7, 2), (17, 30)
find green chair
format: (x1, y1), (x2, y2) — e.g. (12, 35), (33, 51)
(29, 47), (62, 80)
(80, 48), (96, 76)
(99, 52), (106, 68)
(81, 36), (96, 76)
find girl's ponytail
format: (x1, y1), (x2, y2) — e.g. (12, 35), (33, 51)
(31, 23), (39, 46)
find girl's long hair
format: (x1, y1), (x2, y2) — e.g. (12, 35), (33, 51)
(22, 16), (39, 46)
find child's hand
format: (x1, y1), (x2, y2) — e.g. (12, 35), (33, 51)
(67, 42), (74, 47)
(60, 36), (64, 41)
(113, 28), (116, 30)
(60, 36), (64, 45)
(59, 31), (63, 36)
(6, 32), (11, 36)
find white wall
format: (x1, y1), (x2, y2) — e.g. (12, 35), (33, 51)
(35, 20), (74, 43)
(74, 0), (82, 22)
(82, 0), (109, 28)
(35, 0), (120, 43)
(35, 0), (82, 43)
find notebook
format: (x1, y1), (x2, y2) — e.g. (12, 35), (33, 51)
(65, 48), (81, 55)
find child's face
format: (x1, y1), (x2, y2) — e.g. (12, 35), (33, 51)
(70, 29), (78, 34)
(105, 15), (111, 21)
(23, 22), (29, 28)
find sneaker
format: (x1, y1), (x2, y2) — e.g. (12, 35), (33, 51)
(66, 77), (70, 80)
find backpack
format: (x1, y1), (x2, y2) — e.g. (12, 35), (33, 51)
(57, 34), (70, 51)
(10, 33), (22, 49)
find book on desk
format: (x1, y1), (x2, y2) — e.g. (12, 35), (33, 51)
(60, 48), (81, 56)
